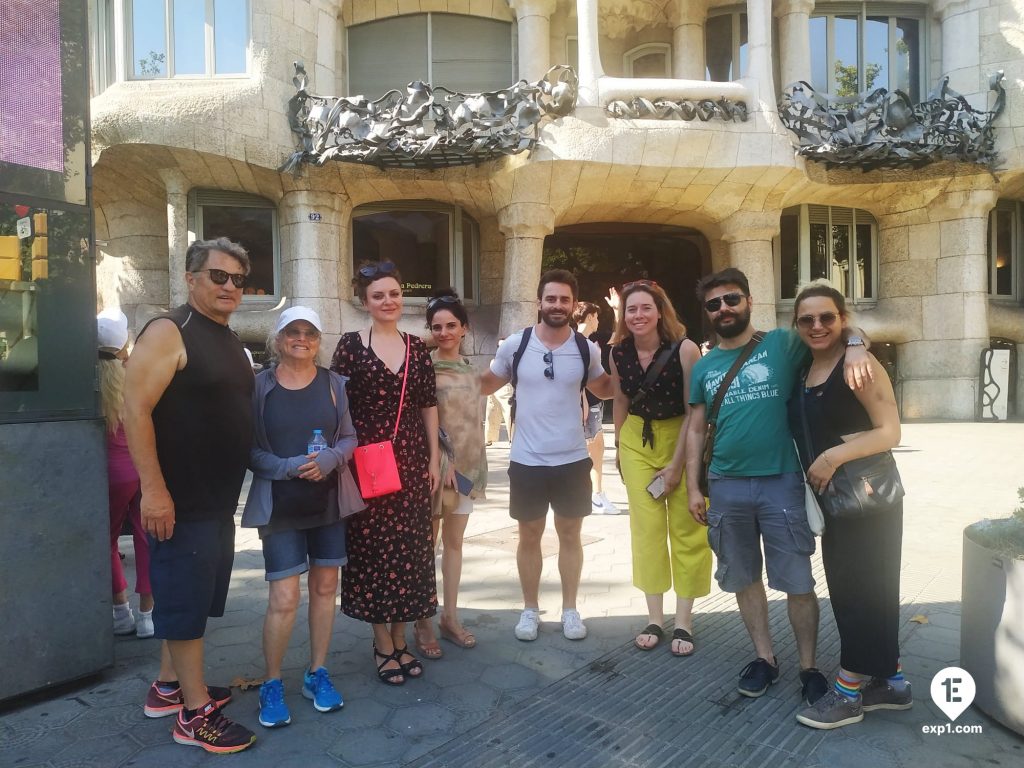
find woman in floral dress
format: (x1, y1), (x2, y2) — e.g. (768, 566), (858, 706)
(330, 262), (440, 685)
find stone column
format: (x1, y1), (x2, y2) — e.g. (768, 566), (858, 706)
(575, 0), (603, 106)
(510, 0), (556, 83)
(718, 212), (780, 332)
(894, 190), (996, 419)
(497, 203), (554, 338)
(313, 0), (342, 93)
(744, 0), (777, 107)
(670, 0), (707, 80)
(774, 0), (814, 88)
(278, 189), (349, 350)
(935, 0), (980, 98)
(159, 169), (189, 308)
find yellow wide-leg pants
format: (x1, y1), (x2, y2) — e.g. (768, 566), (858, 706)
(620, 413), (712, 598)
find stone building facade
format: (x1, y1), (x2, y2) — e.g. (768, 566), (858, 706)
(89, 0), (1024, 419)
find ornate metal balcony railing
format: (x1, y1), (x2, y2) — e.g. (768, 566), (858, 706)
(281, 63), (578, 171)
(606, 95), (748, 122)
(777, 73), (1006, 170)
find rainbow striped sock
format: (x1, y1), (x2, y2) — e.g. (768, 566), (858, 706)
(834, 671), (863, 700)
(887, 662), (908, 691)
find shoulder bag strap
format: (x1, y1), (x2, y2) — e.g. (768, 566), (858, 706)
(508, 327), (533, 426)
(707, 331), (765, 427)
(391, 334), (411, 441)
(573, 331), (591, 393)
(630, 338), (683, 410)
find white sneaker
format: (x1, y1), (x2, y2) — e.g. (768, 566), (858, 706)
(136, 610), (155, 639)
(514, 608), (540, 641)
(113, 604), (136, 636)
(561, 609), (587, 640)
(592, 492), (620, 515)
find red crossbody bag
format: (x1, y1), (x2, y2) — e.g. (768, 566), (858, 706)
(353, 333), (410, 499)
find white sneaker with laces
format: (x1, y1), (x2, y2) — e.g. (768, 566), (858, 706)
(594, 492), (620, 515)
(514, 608), (540, 641)
(561, 609), (587, 640)
(113, 604), (136, 636)
(136, 609), (155, 639)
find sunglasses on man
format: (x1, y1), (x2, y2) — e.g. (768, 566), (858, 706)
(704, 292), (746, 313)
(192, 268), (248, 288)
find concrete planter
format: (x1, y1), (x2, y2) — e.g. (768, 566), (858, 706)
(960, 527), (1024, 736)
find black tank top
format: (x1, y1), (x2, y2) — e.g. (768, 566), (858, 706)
(612, 337), (686, 448)
(142, 304), (253, 521)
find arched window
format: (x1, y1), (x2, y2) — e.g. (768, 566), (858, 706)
(351, 203), (478, 302)
(624, 43), (671, 78)
(347, 14), (514, 97)
(190, 190), (278, 299)
(777, 205), (878, 302)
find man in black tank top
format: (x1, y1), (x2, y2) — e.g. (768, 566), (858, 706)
(124, 237), (256, 754)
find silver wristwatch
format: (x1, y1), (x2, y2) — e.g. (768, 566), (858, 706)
(845, 335), (865, 347)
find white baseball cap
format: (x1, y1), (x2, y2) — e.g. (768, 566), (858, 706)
(275, 306), (323, 334)
(97, 307), (129, 352)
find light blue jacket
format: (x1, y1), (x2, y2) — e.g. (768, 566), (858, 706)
(241, 366), (365, 528)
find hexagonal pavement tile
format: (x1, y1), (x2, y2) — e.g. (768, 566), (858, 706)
(324, 696), (391, 730)
(419, 657), (487, 688)
(480, 662), (539, 691)
(386, 702), (457, 737)
(328, 725), (407, 766)
(437, 681), (501, 716)
(49, 732), (142, 768)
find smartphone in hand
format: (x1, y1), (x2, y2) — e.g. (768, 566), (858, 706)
(454, 470), (474, 496)
(646, 474), (667, 500)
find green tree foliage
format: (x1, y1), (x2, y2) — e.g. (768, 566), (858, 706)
(834, 60), (882, 97)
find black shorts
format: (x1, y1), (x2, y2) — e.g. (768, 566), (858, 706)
(148, 517), (235, 641)
(508, 458), (593, 521)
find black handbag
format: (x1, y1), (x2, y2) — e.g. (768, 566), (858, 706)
(797, 372), (905, 519)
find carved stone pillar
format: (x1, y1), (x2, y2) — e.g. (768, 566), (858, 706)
(497, 203), (554, 337)
(744, 0), (777, 106)
(670, 0), (707, 80)
(511, 0), (556, 83)
(575, 0), (603, 106)
(159, 169), (189, 308)
(935, 0), (980, 98)
(312, 0), (342, 94)
(718, 212), (780, 332)
(774, 0), (814, 88)
(895, 190), (997, 418)
(279, 189), (349, 349)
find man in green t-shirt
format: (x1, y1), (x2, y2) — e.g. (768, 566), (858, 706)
(684, 268), (869, 706)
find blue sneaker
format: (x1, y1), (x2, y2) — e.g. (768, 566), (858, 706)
(302, 667), (343, 713)
(258, 678), (291, 728)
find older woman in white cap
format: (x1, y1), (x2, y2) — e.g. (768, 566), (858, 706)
(242, 306), (364, 729)
(99, 308), (155, 638)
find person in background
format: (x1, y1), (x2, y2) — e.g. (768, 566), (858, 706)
(243, 306), (363, 728)
(414, 289), (488, 654)
(100, 308), (154, 639)
(125, 237), (255, 753)
(573, 302), (619, 515)
(787, 281), (908, 730)
(609, 282), (710, 655)
(330, 261), (440, 686)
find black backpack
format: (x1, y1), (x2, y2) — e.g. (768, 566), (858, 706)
(508, 326), (590, 425)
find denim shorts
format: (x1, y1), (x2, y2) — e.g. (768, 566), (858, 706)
(583, 402), (605, 440)
(705, 472), (815, 595)
(148, 517), (234, 641)
(261, 519), (347, 581)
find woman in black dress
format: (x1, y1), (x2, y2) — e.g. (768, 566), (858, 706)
(331, 262), (440, 685)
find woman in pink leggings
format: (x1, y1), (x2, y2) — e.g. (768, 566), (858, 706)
(99, 309), (154, 638)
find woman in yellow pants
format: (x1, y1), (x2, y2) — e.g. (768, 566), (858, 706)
(610, 281), (711, 656)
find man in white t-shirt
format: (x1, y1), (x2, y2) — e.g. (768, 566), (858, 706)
(481, 269), (613, 641)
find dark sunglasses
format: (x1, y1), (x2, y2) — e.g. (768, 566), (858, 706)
(796, 312), (839, 329)
(284, 327), (321, 339)
(704, 292), (746, 313)
(193, 268), (247, 288)
(543, 350), (554, 380)
(426, 295), (460, 311)
(623, 279), (658, 291)
(358, 261), (397, 279)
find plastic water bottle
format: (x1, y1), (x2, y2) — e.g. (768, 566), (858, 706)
(308, 429), (328, 455)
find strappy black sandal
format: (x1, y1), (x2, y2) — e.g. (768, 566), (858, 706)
(373, 645), (405, 686)
(394, 645), (423, 678)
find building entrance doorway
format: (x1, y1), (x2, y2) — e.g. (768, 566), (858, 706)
(542, 223), (710, 339)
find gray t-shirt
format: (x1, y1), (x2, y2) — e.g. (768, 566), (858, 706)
(491, 328), (605, 467)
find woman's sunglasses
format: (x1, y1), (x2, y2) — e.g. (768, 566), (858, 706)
(704, 292), (746, 313)
(358, 261), (397, 279)
(623, 279), (658, 291)
(193, 268), (248, 288)
(426, 295), (460, 311)
(796, 312), (839, 329)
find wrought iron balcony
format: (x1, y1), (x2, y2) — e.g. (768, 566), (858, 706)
(281, 63), (578, 172)
(777, 73), (1006, 171)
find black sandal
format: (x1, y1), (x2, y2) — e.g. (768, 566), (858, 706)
(634, 623), (665, 651)
(373, 645), (405, 686)
(394, 645), (423, 678)
(671, 628), (696, 657)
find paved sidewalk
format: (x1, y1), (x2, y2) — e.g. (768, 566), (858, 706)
(2, 424), (1023, 766)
